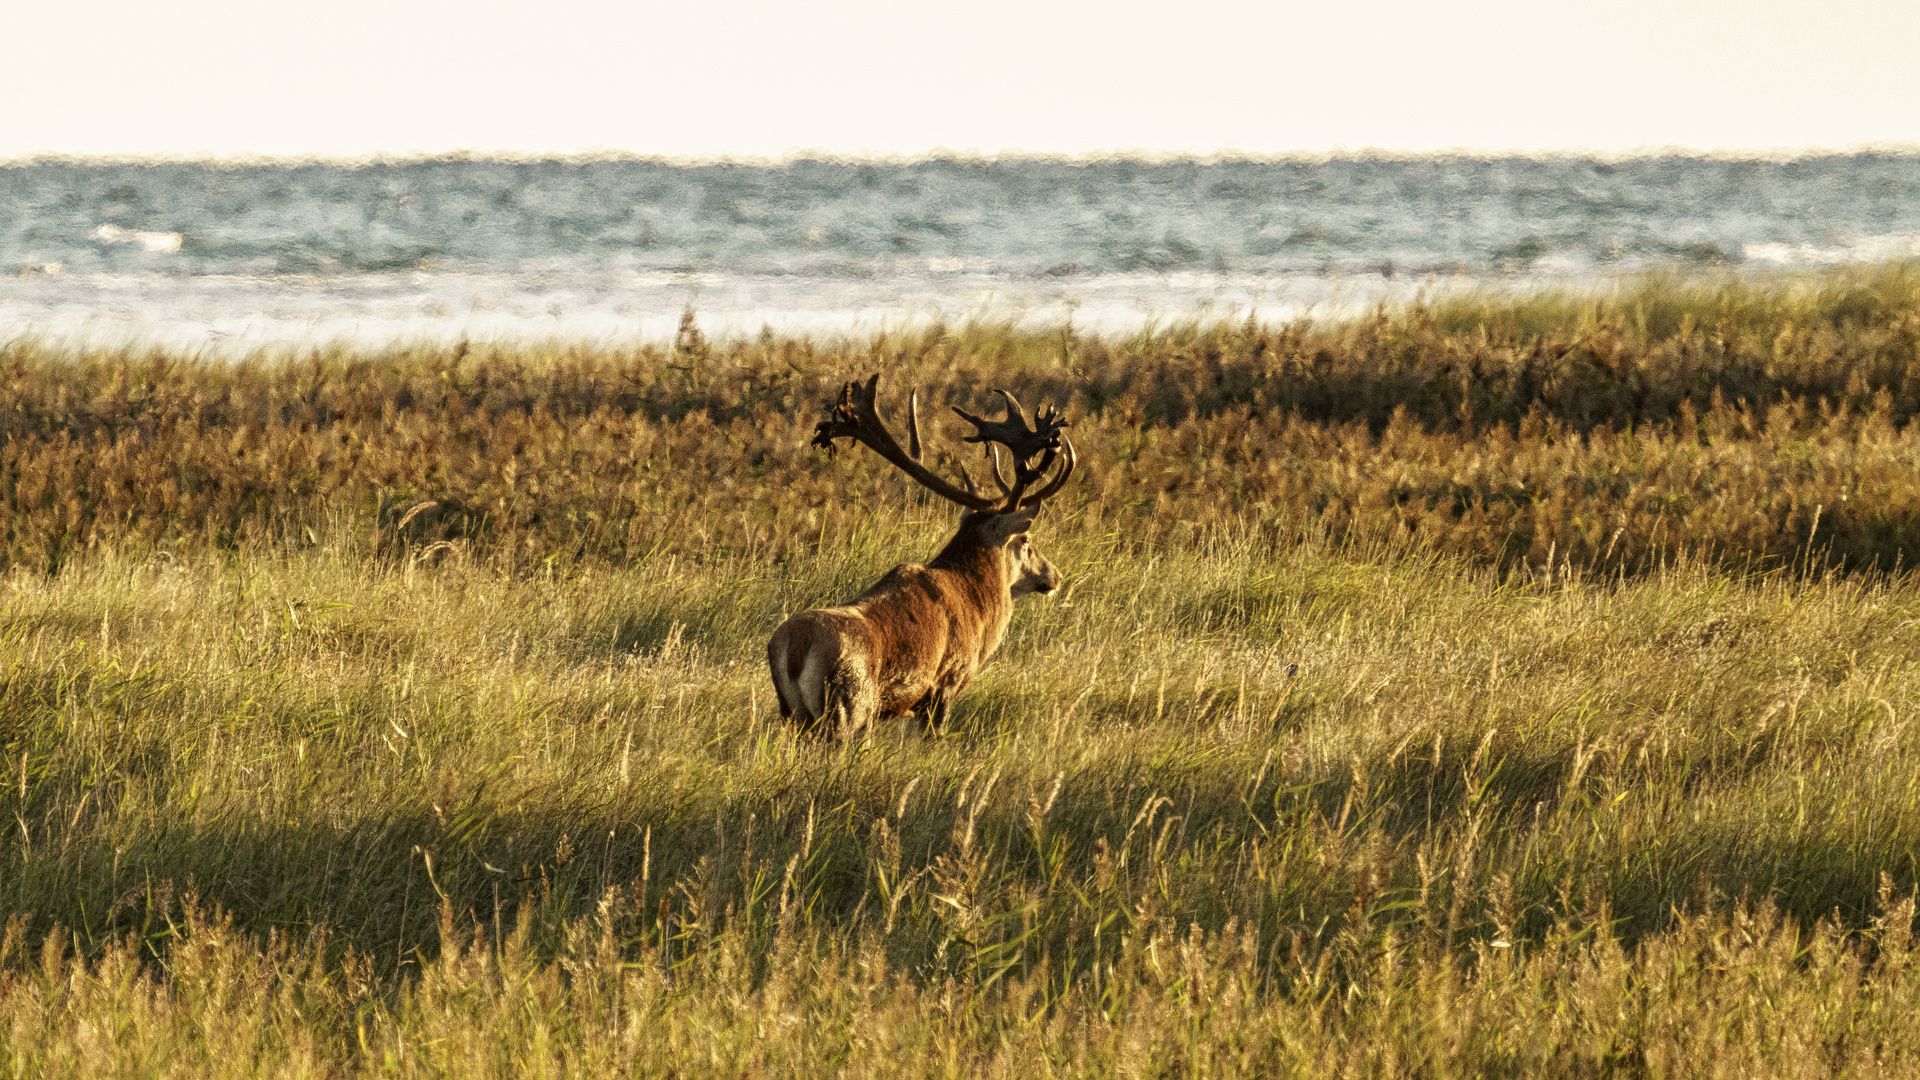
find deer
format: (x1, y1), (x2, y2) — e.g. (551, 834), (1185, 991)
(767, 374), (1077, 739)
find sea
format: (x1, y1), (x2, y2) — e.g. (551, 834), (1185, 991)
(3, 155), (1918, 352)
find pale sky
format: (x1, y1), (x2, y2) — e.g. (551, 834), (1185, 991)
(4, 0), (1916, 160)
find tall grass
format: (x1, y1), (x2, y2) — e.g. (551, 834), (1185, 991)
(5, 265), (1920, 1075)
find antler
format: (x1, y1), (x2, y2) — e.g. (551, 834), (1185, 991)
(952, 389), (1075, 510)
(812, 375), (999, 512)
(812, 375), (1076, 513)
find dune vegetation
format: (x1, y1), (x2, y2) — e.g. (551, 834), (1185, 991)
(6, 265), (1920, 1076)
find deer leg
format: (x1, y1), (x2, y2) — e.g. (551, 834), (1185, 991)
(766, 640), (796, 723)
(844, 682), (878, 741)
(923, 676), (970, 735)
(910, 688), (946, 736)
(822, 663), (878, 741)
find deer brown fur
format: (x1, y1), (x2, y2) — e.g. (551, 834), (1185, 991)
(767, 376), (1075, 737)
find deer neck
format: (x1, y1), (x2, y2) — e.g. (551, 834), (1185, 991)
(928, 530), (1013, 611)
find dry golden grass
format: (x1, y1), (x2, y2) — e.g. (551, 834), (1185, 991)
(4, 263), (1920, 577)
(5, 265), (1920, 1076)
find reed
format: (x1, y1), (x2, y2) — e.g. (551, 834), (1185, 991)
(4, 264), (1919, 578)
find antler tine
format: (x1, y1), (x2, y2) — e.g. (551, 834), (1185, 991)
(984, 444), (1012, 497)
(1017, 432), (1076, 510)
(1035, 401), (1067, 437)
(998, 444), (1056, 510)
(810, 375), (999, 512)
(997, 389), (1024, 424)
(908, 389), (923, 461)
(950, 385), (1076, 512)
(952, 388), (1066, 471)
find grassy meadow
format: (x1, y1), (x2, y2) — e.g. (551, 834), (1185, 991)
(7, 265), (1920, 1075)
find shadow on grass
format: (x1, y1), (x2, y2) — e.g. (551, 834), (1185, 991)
(7, 728), (1915, 986)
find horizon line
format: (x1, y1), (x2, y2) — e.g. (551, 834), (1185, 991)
(6, 142), (1920, 169)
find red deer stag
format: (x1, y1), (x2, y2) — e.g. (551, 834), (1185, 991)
(768, 375), (1077, 738)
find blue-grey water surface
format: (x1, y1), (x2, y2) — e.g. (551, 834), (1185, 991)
(3, 155), (1916, 349)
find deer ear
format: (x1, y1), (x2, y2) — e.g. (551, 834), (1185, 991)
(977, 508), (1037, 546)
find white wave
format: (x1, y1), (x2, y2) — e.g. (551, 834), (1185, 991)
(89, 224), (183, 254)
(5, 259), (1861, 356)
(1743, 233), (1920, 265)
(0, 268), (1492, 354)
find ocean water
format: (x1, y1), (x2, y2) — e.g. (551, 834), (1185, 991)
(3, 156), (1918, 350)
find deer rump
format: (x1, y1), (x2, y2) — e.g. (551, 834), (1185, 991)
(767, 376), (1074, 739)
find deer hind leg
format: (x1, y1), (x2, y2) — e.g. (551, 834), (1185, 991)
(821, 659), (878, 741)
(766, 638), (797, 723)
(780, 642), (870, 740)
(769, 629), (833, 734)
(768, 622), (871, 739)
